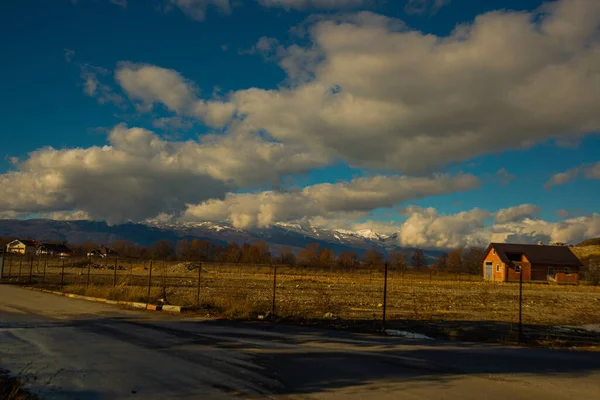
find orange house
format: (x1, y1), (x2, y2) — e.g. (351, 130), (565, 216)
(482, 243), (582, 284)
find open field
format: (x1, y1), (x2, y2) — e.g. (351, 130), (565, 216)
(3, 256), (600, 346)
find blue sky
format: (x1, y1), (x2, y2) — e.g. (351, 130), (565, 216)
(0, 0), (599, 248)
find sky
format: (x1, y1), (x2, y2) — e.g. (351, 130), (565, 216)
(0, 0), (599, 249)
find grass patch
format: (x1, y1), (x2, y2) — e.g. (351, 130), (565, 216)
(17, 263), (600, 347)
(0, 373), (38, 400)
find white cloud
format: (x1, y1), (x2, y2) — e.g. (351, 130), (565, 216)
(584, 162), (600, 179)
(491, 214), (600, 246)
(392, 206), (600, 249)
(80, 64), (124, 107)
(396, 206), (492, 249)
(182, 173), (479, 228)
(115, 63), (235, 127)
(494, 204), (540, 224)
(545, 161), (600, 189)
(0, 125), (327, 224)
(222, 0), (600, 174)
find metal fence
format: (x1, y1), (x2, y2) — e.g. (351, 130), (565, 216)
(1, 253), (599, 347)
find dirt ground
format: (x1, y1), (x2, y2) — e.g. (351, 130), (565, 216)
(4, 257), (600, 346)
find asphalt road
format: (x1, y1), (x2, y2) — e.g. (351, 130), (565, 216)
(1, 285), (599, 399)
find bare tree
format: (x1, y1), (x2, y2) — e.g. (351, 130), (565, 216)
(411, 248), (427, 269)
(433, 252), (449, 271)
(389, 250), (408, 273)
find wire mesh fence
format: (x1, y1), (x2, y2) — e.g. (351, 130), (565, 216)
(1, 253), (599, 347)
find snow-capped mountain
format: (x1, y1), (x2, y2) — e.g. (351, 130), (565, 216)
(156, 220), (402, 254)
(0, 218), (440, 258)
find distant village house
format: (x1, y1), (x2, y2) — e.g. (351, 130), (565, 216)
(36, 243), (73, 257)
(5, 239), (39, 255)
(483, 243), (582, 284)
(87, 245), (119, 258)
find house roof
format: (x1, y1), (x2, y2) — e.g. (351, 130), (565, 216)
(11, 239), (38, 247)
(39, 243), (73, 253)
(488, 243), (582, 267)
(88, 246), (118, 255)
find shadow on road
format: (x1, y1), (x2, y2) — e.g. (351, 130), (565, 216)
(2, 312), (600, 398)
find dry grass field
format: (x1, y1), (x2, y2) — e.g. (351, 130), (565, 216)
(4, 255), (600, 346)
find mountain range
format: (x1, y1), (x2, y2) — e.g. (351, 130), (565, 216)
(0, 219), (442, 259)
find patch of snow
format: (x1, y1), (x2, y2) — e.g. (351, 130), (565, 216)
(354, 229), (381, 240)
(385, 329), (434, 340)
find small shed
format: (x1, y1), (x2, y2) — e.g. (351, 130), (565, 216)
(483, 243), (582, 284)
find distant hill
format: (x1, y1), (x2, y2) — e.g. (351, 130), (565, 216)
(576, 237), (600, 247)
(0, 219), (443, 259)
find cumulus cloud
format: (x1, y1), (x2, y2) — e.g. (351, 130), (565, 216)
(494, 204), (540, 224)
(182, 173), (479, 228)
(0, 125), (327, 224)
(396, 206), (492, 249)
(584, 162), (600, 179)
(392, 206), (600, 249)
(80, 64), (125, 107)
(491, 214), (600, 246)
(222, 0), (600, 174)
(117, 0), (600, 174)
(545, 161), (600, 189)
(115, 63), (235, 127)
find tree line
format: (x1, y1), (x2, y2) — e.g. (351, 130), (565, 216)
(1, 236), (486, 275)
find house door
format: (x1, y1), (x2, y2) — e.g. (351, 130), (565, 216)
(485, 262), (493, 279)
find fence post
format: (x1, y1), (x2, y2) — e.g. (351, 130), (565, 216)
(60, 259), (65, 288)
(382, 262), (388, 333)
(43, 256), (47, 283)
(87, 261), (91, 287)
(7, 253), (12, 279)
(18, 254), (23, 282)
(271, 263), (277, 321)
(518, 270), (523, 343)
(161, 260), (167, 301)
(197, 262), (202, 307)
(113, 257), (118, 287)
(147, 260), (153, 305)
(29, 257), (34, 283)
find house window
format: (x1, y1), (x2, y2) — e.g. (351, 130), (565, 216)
(485, 261), (492, 266)
(565, 267), (570, 275)
(492, 249), (496, 255)
(548, 267), (555, 276)
(496, 264), (500, 272)
(515, 265), (521, 273)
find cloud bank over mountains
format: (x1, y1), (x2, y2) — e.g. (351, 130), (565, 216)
(3, 0), (600, 249)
